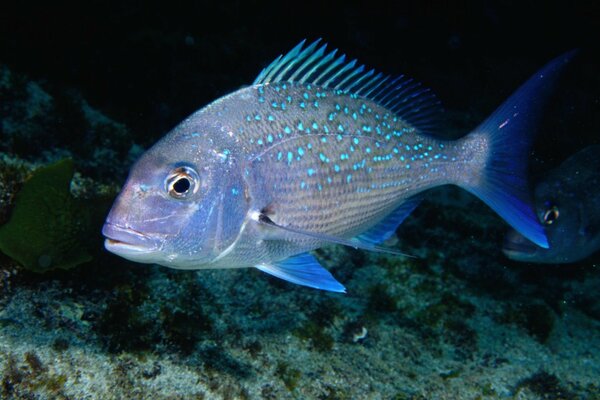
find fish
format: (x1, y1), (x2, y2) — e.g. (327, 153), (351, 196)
(503, 145), (600, 263)
(102, 39), (574, 292)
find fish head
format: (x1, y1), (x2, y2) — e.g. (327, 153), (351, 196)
(103, 124), (248, 269)
(503, 181), (595, 263)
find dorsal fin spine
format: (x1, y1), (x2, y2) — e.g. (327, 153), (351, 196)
(323, 59), (358, 88)
(259, 55), (283, 83)
(313, 53), (345, 85)
(289, 43), (327, 82)
(273, 40), (317, 82)
(358, 72), (388, 97)
(302, 49), (337, 84)
(345, 68), (375, 93)
(299, 44), (331, 84)
(334, 64), (365, 90)
(253, 39), (443, 133)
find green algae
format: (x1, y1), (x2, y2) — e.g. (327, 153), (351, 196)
(0, 159), (97, 272)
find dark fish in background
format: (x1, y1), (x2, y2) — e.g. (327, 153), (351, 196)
(504, 145), (600, 263)
(102, 39), (573, 292)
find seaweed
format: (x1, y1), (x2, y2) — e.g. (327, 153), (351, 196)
(0, 159), (109, 272)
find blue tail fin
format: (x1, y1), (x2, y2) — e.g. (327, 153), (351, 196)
(464, 50), (576, 249)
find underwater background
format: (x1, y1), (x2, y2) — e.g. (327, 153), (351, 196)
(0, 1), (599, 399)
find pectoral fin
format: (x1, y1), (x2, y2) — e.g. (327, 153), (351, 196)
(255, 252), (346, 293)
(254, 212), (414, 257)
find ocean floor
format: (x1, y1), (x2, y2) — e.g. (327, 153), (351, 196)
(1, 65), (600, 400)
(1, 190), (599, 399)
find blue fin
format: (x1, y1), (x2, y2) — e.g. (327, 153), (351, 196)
(255, 253), (346, 293)
(465, 50), (577, 249)
(357, 196), (422, 245)
(254, 39), (443, 133)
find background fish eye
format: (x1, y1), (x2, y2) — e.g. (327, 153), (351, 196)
(543, 205), (560, 225)
(165, 166), (199, 199)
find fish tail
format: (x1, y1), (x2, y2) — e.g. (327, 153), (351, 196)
(460, 50), (576, 249)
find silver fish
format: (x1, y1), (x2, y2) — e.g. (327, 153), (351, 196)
(103, 40), (573, 292)
(504, 145), (600, 263)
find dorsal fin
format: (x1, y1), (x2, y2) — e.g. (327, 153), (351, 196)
(253, 39), (443, 133)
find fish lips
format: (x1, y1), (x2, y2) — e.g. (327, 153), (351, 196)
(102, 222), (162, 261)
(502, 229), (540, 259)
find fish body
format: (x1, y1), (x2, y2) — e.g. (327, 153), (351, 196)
(504, 145), (600, 263)
(103, 40), (573, 292)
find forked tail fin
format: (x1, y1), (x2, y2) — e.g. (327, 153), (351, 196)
(461, 50), (577, 249)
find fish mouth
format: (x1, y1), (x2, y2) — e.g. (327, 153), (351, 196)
(102, 222), (159, 255)
(502, 230), (539, 258)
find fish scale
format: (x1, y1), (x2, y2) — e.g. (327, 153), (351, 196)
(220, 82), (459, 238)
(103, 40), (574, 292)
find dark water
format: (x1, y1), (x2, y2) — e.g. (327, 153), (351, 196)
(0, 2), (599, 399)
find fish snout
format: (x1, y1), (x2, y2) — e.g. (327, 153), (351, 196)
(502, 229), (540, 260)
(102, 221), (161, 258)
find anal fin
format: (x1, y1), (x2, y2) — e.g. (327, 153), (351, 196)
(255, 253), (346, 293)
(357, 196), (422, 245)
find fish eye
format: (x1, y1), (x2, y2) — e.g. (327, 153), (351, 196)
(542, 205), (559, 225)
(166, 166), (199, 199)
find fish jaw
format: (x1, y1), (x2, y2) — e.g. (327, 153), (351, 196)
(502, 228), (541, 261)
(102, 222), (163, 263)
